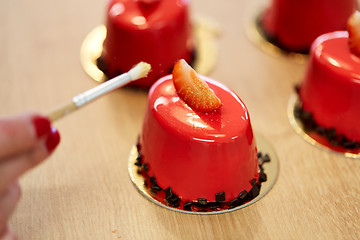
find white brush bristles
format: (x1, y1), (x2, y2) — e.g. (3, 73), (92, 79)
(128, 62), (151, 80)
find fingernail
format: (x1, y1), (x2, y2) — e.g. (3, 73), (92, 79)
(45, 127), (60, 153)
(33, 116), (51, 139)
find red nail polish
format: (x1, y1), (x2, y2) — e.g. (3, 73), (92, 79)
(33, 116), (51, 138)
(45, 127), (60, 153)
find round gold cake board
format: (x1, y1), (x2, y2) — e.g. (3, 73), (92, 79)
(288, 93), (360, 159)
(128, 133), (279, 215)
(80, 16), (220, 83)
(243, 1), (308, 64)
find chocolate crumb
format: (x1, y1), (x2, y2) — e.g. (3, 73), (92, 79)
(262, 154), (271, 163)
(251, 178), (257, 186)
(238, 190), (248, 200)
(249, 183), (261, 198)
(167, 194), (180, 207)
(136, 141), (141, 151)
(209, 202), (222, 211)
(96, 56), (107, 73)
(183, 202), (192, 211)
(135, 153), (142, 166)
(142, 163), (149, 172)
(165, 187), (173, 200)
(259, 172), (267, 182)
(228, 198), (240, 209)
(343, 140), (357, 149)
(215, 192), (225, 202)
(151, 184), (162, 192)
(149, 176), (157, 186)
(257, 152), (262, 158)
(197, 198), (208, 205)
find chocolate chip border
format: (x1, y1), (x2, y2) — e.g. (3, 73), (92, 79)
(135, 142), (270, 212)
(294, 86), (360, 150)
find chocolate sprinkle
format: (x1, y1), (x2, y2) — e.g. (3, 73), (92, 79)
(259, 172), (267, 182)
(144, 180), (148, 188)
(165, 187), (173, 200)
(183, 202), (192, 211)
(251, 178), (257, 186)
(262, 154), (270, 163)
(151, 184), (162, 192)
(228, 198), (240, 209)
(197, 198), (208, 205)
(215, 192), (226, 202)
(149, 176), (162, 192)
(209, 202), (222, 211)
(142, 163), (149, 173)
(238, 190), (248, 200)
(149, 176), (157, 186)
(249, 183), (261, 198)
(167, 194), (180, 207)
(135, 153), (143, 166)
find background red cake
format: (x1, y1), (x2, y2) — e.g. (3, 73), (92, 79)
(260, 0), (357, 53)
(100, 0), (194, 88)
(299, 31), (360, 143)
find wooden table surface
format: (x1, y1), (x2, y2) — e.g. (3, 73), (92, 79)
(2, 0), (360, 239)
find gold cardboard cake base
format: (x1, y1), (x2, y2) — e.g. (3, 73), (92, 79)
(244, 1), (307, 64)
(80, 16), (220, 83)
(128, 133), (279, 215)
(288, 94), (360, 159)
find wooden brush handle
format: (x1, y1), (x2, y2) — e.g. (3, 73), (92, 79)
(48, 102), (77, 122)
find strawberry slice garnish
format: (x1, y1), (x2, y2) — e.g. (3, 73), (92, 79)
(348, 10), (360, 56)
(172, 59), (222, 112)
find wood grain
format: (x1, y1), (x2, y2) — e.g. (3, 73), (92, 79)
(1, 0), (360, 239)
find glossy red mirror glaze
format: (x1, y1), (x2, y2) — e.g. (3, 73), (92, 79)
(140, 75), (259, 202)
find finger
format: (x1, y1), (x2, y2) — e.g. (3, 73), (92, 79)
(0, 181), (21, 234)
(0, 113), (51, 160)
(0, 226), (17, 240)
(0, 128), (60, 193)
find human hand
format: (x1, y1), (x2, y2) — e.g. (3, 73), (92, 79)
(0, 113), (60, 240)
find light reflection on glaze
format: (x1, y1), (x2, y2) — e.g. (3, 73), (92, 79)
(316, 31), (360, 82)
(192, 137), (215, 143)
(109, 3), (125, 17)
(154, 97), (170, 111)
(131, 16), (147, 26)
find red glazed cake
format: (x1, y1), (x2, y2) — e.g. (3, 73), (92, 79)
(260, 0), (357, 53)
(136, 60), (267, 211)
(99, 0), (194, 88)
(298, 31), (360, 145)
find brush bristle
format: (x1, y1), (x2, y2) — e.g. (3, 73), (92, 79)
(128, 62), (151, 80)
